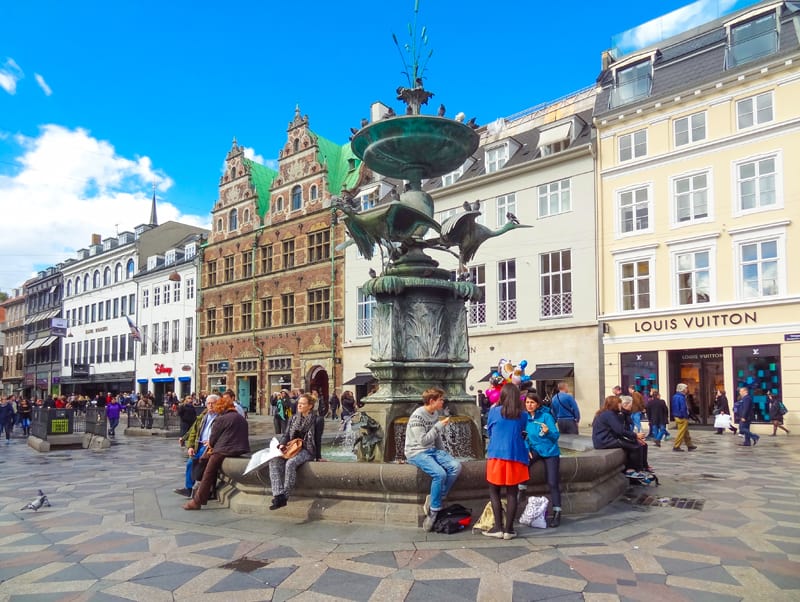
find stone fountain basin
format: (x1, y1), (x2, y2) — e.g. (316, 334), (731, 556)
(217, 436), (627, 526)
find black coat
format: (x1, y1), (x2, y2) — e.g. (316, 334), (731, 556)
(592, 410), (639, 451)
(714, 394), (730, 415)
(645, 397), (669, 426)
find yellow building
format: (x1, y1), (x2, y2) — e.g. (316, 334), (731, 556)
(595, 0), (800, 426)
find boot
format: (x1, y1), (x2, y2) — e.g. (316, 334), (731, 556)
(548, 509), (561, 528)
(269, 494), (287, 510)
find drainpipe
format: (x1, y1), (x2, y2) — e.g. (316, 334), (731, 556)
(251, 229), (264, 414)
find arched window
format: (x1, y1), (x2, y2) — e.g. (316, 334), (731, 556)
(310, 184), (318, 200)
(231, 165), (237, 179)
(66, 280), (73, 296)
(275, 196), (284, 212)
(103, 267), (111, 286)
(293, 138), (300, 152)
(243, 208), (250, 223)
(217, 218), (223, 231)
(74, 276), (81, 294)
(291, 185), (302, 211)
(114, 263), (122, 282)
(126, 259), (135, 279)
(83, 274), (90, 291)
(93, 270), (100, 289)
(229, 208), (238, 231)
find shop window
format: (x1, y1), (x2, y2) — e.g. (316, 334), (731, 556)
(733, 344), (780, 422)
(620, 351), (659, 395)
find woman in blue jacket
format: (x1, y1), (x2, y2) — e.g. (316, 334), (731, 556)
(524, 391), (562, 527)
(485, 383), (529, 540)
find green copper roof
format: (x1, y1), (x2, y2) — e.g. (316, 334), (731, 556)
(243, 158), (278, 219)
(313, 133), (362, 195)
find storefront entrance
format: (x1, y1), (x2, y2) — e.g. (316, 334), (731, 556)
(669, 348), (723, 425)
(237, 375), (257, 413)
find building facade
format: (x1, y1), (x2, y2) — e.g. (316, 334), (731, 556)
(22, 267), (64, 399)
(595, 0), (800, 423)
(199, 112), (357, 413)
(1, 289), (27, 397)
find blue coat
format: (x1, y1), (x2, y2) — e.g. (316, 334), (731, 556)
(486, 405), (529, 464)
(671, 391), (689, 419)
(739, 394), (755, 422)
(525, 408), (560, 458)
(592, 410), (639, 451)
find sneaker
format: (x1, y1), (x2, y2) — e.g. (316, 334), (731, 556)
(422, 510), (438, 532)
(482, 528), (504, 539)
(422, 495), (431, 516)
(654, 440), (661, 447)
(173, 488), (192, 497)
(672, 447), (684, 452)
(687, 446), (697, 451)
(503, 531), (517, 540)
(752, 437), (759, 446)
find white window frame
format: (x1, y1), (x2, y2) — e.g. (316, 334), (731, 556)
(671, 169), (712, 226)
(356, 288), (375, 338)
(539, 249), (572, 319)
(731, 223), (786, 300)
(485, 144), (509, 174)
(495, 193), (516, 228)
(616, 184), (652, 237)
(142, 289), (149, 309)
(497, 259), (517, 323)
(668, 237), (717, 306)
(673, 111), (707, 147)
(618, 129), (647, 162)
(736, 91), (773, 130)
(467, 265), (486, 327)
(538, 178), (571, 218)
(733, 151), (781, 216)
(614, 248), (656, 312)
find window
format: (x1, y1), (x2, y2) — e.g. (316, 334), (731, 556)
(223, 305), (233, 333)
(113, 297), (119, 318)
(360, 189), (379, 211)
(308, 288), (330, 322)
(310, 184), (318, 200)
(120, 295), (127, 316)
(275, 196), (284, 212)
(90, 339), (97, 364)
(261, 298), (273, 328)
(737, 155), (777, 212)
(282, 240), (295, 269)
(618, 186), (650, 235)
(281, 294), (295, 325)
(83, 274), (89, 291)
(291, 185), (302, 211)
(674, 172), (709, 223)
(126, 259), (135, 279)
(674, 250), (712, 305)
(261, 245), (273, 274)
(619, 129), (647, 162)
(224, 256), (234, 282)
(727, 12), (778, 68)
(206, 308), (216, 336)
(161, 321), (168, 354)
(173, 281), (180, 303)
(111, 336), (118, 362)
(128, 293), (135, 314)
(216, 218), (223, 232)
(98, 302), (104, 321)
(172, 319), (180, 352)
(242, 251), (253, 278)
(103, 267), (111, 286)
(207, 260), (217, 287)
(241, 301), (252, 330)
(186, 277), (195, 300)
(152, 323), (159, 354)
(356, 288), (375, 337)
(498, 259), (517, 323)
(611, 59), (652, 107)
(103, 336), (110, 363)
(119, 334), (127, 361)
(538, 179), (571, 218)
(114, 263), (122, 282)
(620, 259), (652, 311)
(153, 286), (161, 306)
(495, 193), (516, 227)
(738, 238), (780, 298)
(540, 250), (572, 318)
(308, 230), (330, 263)
(467, 265), (486, 326)
(93, 270), (100, 289)
(163, 283), (170, 304)
(486, 145), (509, 173)
(736, 92), (773, 130)
(185, 317), (193, 351)
(229, 208), (238, 231)
(674, 112), (706, 147)
(91, 304), (97, 322)
(537, 122), (572, 157)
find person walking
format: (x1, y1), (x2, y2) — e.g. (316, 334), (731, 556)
(0, 397), (16, 443)
(105, 396), (122, 438)
(329, 389), (340, 420)
(484, 383), (530, 540)
(671, 383), (697, 452)
(768, 392), (790, 436)
(645, 389), (669, 447)
(136, 395), (153, 429)
(17, 397), (33, 438)
(737, 387), (760, 447)
(404, 388), (462, 532)
(273, 391), (288, 435)
(523, 391), (562, 528)
(550, 381), (580, 435)
(713, 389), (736, 435)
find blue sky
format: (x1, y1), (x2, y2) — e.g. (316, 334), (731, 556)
(1, 0), (728, 292)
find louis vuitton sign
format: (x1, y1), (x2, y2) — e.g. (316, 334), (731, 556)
(634, 310), (757, 333)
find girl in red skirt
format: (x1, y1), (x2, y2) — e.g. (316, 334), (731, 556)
(485, 383), (530, 539)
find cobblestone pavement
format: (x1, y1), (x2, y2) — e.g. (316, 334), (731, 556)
(1, 416), (799, 601)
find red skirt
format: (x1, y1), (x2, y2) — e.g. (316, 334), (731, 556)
(486, 458), (529, 486)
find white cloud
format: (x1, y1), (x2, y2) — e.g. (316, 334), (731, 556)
(0, 125), (208, 292)
(34, 73), (52, 96)
(0, 57), (24, 95)
(242, 146), (266, 165)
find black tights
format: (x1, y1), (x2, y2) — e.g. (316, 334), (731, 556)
(489, 484), (518, 533)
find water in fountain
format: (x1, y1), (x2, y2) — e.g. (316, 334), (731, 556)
(323, 416), (358, 461)
(391, 416), (477, 462)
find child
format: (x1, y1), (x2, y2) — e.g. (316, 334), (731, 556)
(524, 391), (562, 528)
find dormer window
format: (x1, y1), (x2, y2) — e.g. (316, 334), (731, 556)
(486, 144), (509, 174)
(441, 158), (474, 187)
(165, 250), (177, 266)
(610, 59), (652, 108)
(185, 242), (197, 259)
(360, 189), (379, 211)
(726, 11), (778, 69)
(537, 121), (573, 157)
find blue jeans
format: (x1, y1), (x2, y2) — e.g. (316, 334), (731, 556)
(408, 448), (462, 511)
(631, 412), (642, 433)
(651, 424), (667, 441)
(740, 421), (759, 445)
(185, 444), (207, 489)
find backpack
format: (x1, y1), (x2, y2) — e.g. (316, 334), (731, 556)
(625, 469), (659, 487)
(432, 504), (472, 534)
(519, 495), (549, 528)
(472, 500), (505, 533)
(778, 401), (788, 416)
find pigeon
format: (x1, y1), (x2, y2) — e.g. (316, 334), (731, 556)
(21, 490), (50, 512)
(471, 199), (481, 211)
(350, 127), (359, 136)
(466, 117), (478, 129)
(455, 112), (466, 123)
(437, 104), (446, 117)
(368, 268), (378, 279)
(385, 107), (396, 117)
(361, 117), (369, 127)
(463, 200), (472, 211)
(506, 212), (520, 225)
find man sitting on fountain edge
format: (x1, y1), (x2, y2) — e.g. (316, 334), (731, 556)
(404, 388), (463, 531)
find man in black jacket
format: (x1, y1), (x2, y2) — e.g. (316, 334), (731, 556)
(737, 387), (760, 447)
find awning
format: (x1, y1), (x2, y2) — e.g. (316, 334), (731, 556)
(40, 336), (59, 348)
(153, 377), (175, 383)
(537, 122), (572, 148)
(178, 376), (191, 382)
(477, 371), (497, 383)
(23, 309), (60, 325)
(19, 340), (35, 351)
(27, 338), (50, 350)
(529, 366), (574, 381)
(343, 372), (376, 386)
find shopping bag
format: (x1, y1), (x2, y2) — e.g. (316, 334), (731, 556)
(713, 413), (731, 429)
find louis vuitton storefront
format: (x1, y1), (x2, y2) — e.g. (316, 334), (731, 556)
(603, 306), (795, 425)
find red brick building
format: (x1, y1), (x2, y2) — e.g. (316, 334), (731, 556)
(198, 108), (362, 412)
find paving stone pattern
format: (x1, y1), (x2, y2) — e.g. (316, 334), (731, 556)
(1, 417), (799, 601)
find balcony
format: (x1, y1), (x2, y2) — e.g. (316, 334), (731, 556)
(609, 73), (652, 108)
(725, 29), (778, 68)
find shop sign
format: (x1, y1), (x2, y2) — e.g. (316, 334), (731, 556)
(785, 333), (800, 342)
(634, 310), (757, 333)
(154, 363), (173, 376)
(36, 378), (48, 387)
(24, 373), (35, 385)
(181, 365), (192, 371)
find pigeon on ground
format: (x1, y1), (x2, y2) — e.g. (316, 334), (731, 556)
(21, 490), (50, 512)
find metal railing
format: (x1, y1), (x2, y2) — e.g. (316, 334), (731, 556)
(30, 406), (106, 440)
(126, 406), (182, 434)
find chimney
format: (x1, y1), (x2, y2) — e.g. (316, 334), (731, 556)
(91, 233), (101, 245)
